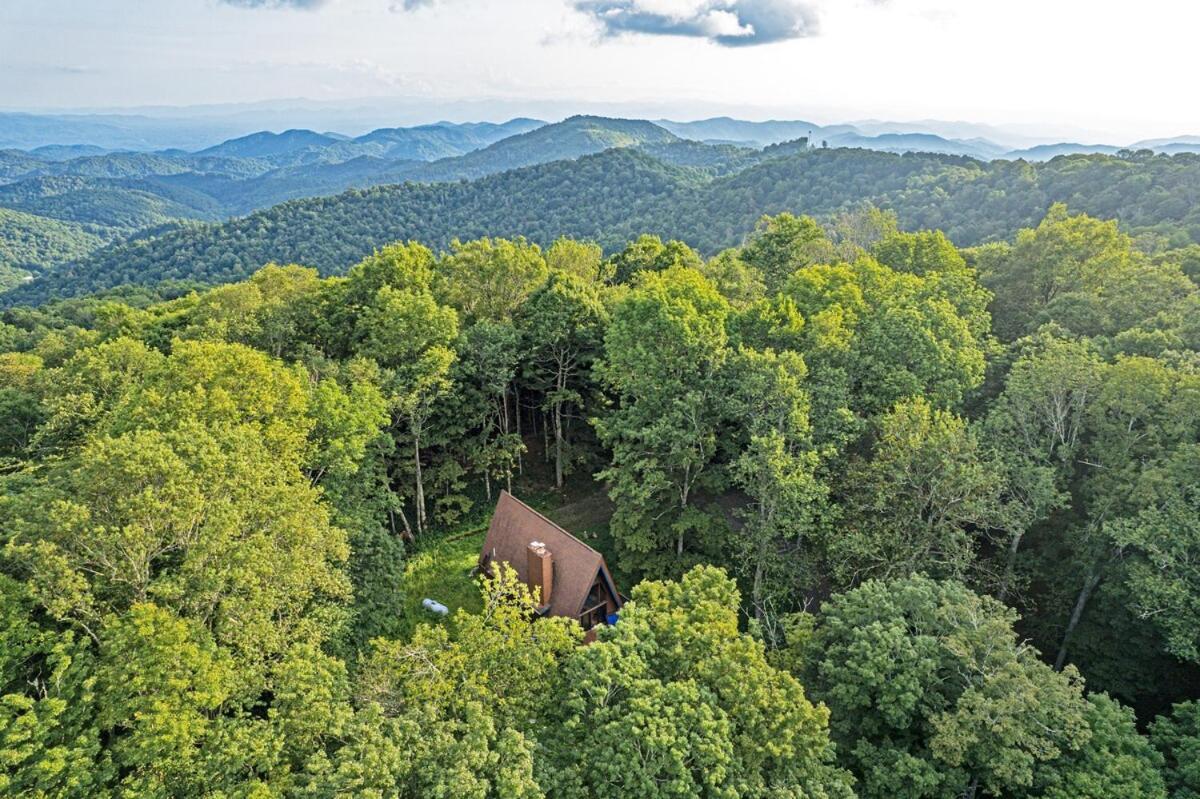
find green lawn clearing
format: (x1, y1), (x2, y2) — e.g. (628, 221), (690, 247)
(398, 527), (487, 638)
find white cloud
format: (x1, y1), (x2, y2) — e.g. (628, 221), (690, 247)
(574, 0), (820, 46)
(697, 9), (754, 38)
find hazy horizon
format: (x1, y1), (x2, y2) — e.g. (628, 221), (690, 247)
(0, 95), (1188, 152)
(3, 0), (1197, 144)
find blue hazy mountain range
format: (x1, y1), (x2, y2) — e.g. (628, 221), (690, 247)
(4, 107), (1199, 159)
(3, 112), (1200, 292)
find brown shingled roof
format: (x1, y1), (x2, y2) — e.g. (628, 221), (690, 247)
(479, 491), (621, 620)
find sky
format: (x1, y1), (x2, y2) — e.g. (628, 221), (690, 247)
(1, 0), (1196, 142)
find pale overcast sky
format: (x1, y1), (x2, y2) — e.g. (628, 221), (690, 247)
(0, 0), (1194, 141)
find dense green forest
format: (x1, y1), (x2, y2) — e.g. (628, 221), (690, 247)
(6, 140), (1200, 307)
(0, 207), (107, 290)
(3, 201), (1200, 797)
(0, 176), (224, 229)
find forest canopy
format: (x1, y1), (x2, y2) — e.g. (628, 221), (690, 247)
(3, 203), (1200, 798)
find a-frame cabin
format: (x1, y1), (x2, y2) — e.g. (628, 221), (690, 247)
(478, 491), (623, 630)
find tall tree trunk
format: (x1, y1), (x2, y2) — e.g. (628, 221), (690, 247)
(484, 470), (491, 502)
(677, 470), (690, 556)
(514, 385), (523, 475)
(1055, 570), (1102, 670)
(554, 402), (564, 489)
(752, 504), (769, 620)
(752, 559), (765, 620)
(998, 530), (1024, 601)
(395, 506), (414, 543)
(501, 387), (510, 436)
(413, 434), (426, 534)
(553, 361), (567, 489)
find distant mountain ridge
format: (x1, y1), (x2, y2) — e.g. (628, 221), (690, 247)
(9, 141), (1200, 307)
(821, 131), (1008, 160)
(6, 108), (1200, 163)
(1131, 135), (1200, 149)
(0, 111), (249, 151)
(386, 115), (680, 182)
(1004, 143), (1123, 160)
(657, 117), (836, 146)
(197, 118), (545, 166)
(197, 129), (343, 159)
(0, 116), (686, 275)
(170, 116), (680, 215)
(5, 113), (1200, 291)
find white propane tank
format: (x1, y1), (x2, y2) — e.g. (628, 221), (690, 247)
(422, 598), (449, 615)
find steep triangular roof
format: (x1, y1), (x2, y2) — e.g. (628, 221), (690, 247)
(479, 491), (620, 619)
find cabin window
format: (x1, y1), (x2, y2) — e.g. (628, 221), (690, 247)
(580, 602), (608, 630)
(579, 576), (613, 629)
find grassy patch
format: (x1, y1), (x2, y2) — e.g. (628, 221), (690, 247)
(399, 527), (487, 638)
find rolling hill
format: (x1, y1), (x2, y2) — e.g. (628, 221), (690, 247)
(9, 144), (1200, 307)
(0, 176), (223, 229)
(657, 117), (833, 146)
(386, 115), (682, 182)
(0, 117), (696, 277)
(196, 118), (546, 167)
(822, 132), (1008, 160)
(198, 129), (343, 159)
(658, 117), (1009, 160)
(5, 148), (698, 301)
(209, 116), (680, 212)
(326, 118), (544, 161)
(1005, 143), (1124, 160)
(0, 116), (675, 222)
(0, 207), (108, 288)
(0, 150), (55, 181)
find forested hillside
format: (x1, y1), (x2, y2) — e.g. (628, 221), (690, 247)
(5, 150), (697, 300)
(8, 115), (1200, 305)
(0, 117), (689, 274)
(391, 115), (681, 180)
(0, 176), (223, 229)
(0, 117), (661, 221)
(3, 203), (1200, 797)
(0, 207), (107, 290)
(197, 118), (547, 165)
(8, 144), (1200, 306)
